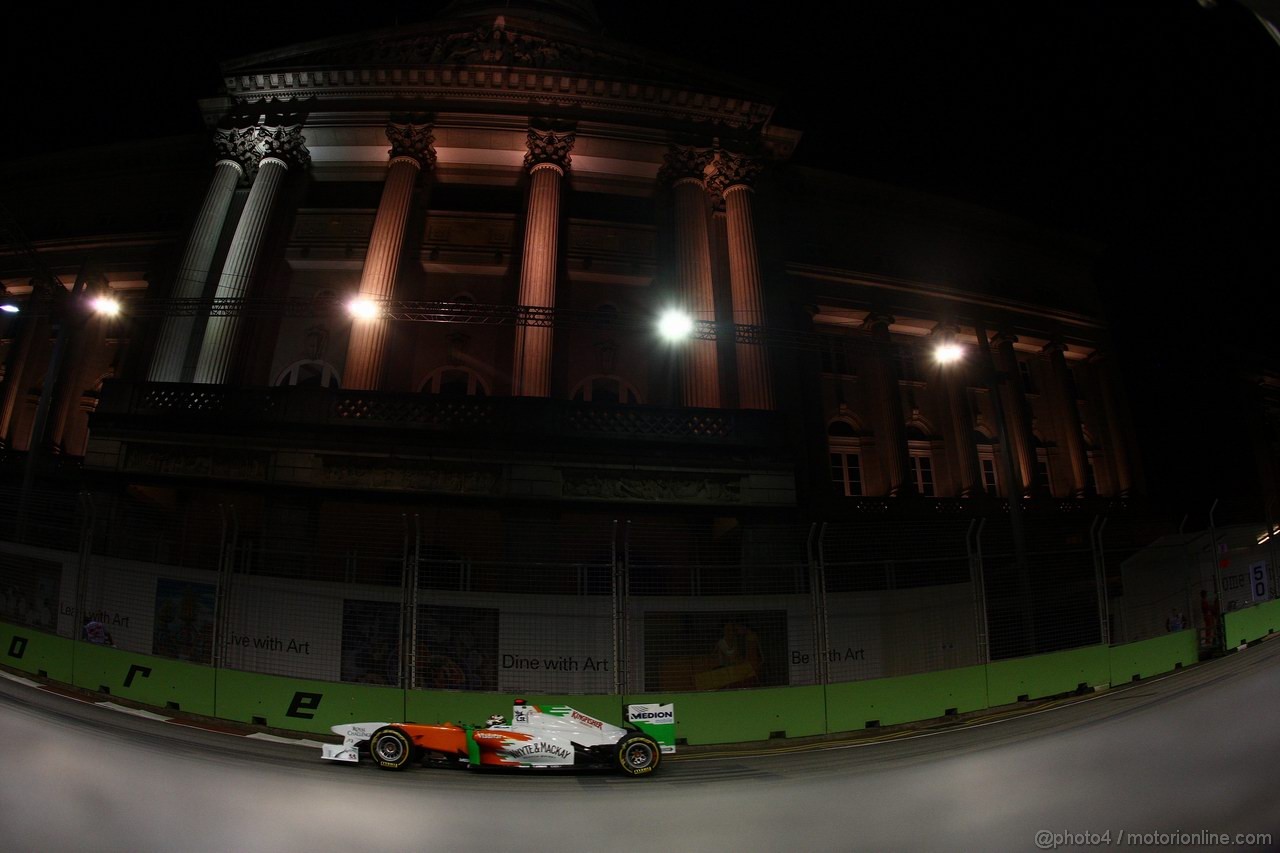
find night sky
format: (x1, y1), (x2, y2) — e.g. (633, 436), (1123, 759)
(5, 1), (1278, 516)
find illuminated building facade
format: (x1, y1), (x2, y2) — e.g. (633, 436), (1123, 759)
(0, 2), (1139, 523)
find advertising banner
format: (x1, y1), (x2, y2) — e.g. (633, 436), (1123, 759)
(497, 602), (613, 694)
(220, 578), (342, 681)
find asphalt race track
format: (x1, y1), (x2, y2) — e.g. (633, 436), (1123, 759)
(2, 642), (1279, 852)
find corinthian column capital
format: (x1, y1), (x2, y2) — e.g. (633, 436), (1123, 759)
(658, 144), (713, 187)
(211, 126), (255, 177)
(705, 149), (765, 200)
(386, 121), (437, 169)
(991, 329), (1019, 349)
(863, 312), (895, 335)
(251, 122), (311, 171)
(524, 126), (576, 175)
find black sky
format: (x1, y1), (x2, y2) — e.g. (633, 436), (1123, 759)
(5, 0), (1279, 514)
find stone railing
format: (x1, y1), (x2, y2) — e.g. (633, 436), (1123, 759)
(96, 381), (785, 448)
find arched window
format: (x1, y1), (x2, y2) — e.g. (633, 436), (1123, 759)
(592, 303), (619, 327)
(571, 375), (640, 405)
(828, 418), (863, 497)
(275, 360), (341, 389)
(421, 367), (489, 397)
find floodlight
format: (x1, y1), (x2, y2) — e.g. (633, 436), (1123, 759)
(657, 309), (694, 342)
(91, 297), (121, 316)
(347, 297), (379, 320)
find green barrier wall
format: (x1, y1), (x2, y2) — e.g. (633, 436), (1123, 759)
(0, 620), (73, 682)
(0, 616), (1245, 748)
(70, 642), (217, 716)
(1107, 631), (1198, 684)
(826, 665), (988, 733)
(405, 692), (624, 728)
(986, 644), (1110, 706)
(213, 669), (406, 734)
(625, 685), (828, 745)
(1224, 599), (1280, 648)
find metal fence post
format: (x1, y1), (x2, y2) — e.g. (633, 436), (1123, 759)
(611, 514), (627, 696)
(1267, 504), (1279, 602)
(1090, 515), (1111, 646)
(1208, 498), (1224, 651)
(408, 514), (421, 689)
(616, 520), (631, 695)
(966, 517), (989, 664)
(70, 491), (95, 676)
(807, 522), (829, 685)
(398, 514), (411, 690)
(211, 503), (238, 671)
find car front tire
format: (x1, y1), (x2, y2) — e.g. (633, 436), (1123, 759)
(370, 726), (414, 770)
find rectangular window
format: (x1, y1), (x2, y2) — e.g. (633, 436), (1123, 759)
(910, 454), (935, 497)
(894, 345), (920, 383)
(819, 336), (853, 376)
(1037, 453), (1052, 494)
(830, 452), (863, 497)
(980, 457), (999, 496)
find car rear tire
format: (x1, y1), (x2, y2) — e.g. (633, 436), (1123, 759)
(370, 726), (413, 770)
(615, 733), (661, 777)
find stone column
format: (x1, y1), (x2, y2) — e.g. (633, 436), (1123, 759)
(935, 322), (981, 497)
(147, 127), (253, 382)
(1087, 349), (1133, 496)
(865, 312), (910, 496)
(0, 285), (42, 447)
(991, 331), (1037, 496)
(707, 150), (773, 410)
(343, 122), (436, 390)
(1044, 339), (1089, 497)
(50, 275), (110, 453)
(511, 126), (574, 398)
(660, 145), (720, 408)
(194, 123), (309, 385)
(708, 205), (738, 407)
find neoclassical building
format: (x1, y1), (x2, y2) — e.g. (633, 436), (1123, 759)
(0, 1), (1137, 524)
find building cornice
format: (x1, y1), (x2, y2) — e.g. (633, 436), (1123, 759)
(219, 66), (772, 133)
(790, 263), (1106, 333)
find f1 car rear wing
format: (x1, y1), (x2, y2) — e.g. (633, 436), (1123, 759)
(625, 703), (676, 754)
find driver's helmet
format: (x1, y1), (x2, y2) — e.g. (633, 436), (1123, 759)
(486, 714), (507, 728)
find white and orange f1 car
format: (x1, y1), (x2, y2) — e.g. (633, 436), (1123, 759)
(321, 700), (676, 777)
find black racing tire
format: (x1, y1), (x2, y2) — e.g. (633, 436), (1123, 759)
(615, 733), (661, 777)
(370, 726), (414, 770)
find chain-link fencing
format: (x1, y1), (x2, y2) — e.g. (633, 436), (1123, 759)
(1, 486), (1275, 693)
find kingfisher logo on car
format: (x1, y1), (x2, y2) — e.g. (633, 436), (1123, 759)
(571, 710), (605, 729)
